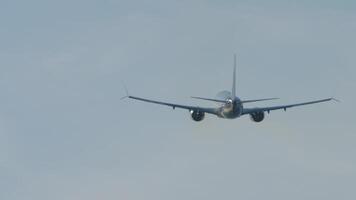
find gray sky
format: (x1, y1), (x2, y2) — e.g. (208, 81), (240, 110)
(1, 0), (356, 199)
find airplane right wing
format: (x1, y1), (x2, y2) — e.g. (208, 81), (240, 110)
(242, 98), (337, 115)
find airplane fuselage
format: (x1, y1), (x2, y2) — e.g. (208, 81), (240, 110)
(218, 97), (243, 119)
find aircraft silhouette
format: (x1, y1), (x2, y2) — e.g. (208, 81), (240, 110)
(123, 55), (337, 122)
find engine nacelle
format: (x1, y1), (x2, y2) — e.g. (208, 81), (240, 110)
(250, 111), (265, 122)
(191, 110), (205, 122)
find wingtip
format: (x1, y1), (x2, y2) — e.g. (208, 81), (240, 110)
(121, 82), (130, 100)
(331, 98), (341, 103)
(120, 96), (128, 100)
(123, 84), (129, 96)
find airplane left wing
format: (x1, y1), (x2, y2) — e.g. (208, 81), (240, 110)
(127, 95), (219, 116)
(242, 98), (336, 115)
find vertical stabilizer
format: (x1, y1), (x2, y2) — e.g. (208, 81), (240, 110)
(232, 54), (237, 97)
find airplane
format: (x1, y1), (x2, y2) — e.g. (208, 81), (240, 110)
(122, 55), (337, 122)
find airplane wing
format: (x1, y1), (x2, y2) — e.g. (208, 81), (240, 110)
(127, 95), (219, 115)
(242, 98), (336, 115)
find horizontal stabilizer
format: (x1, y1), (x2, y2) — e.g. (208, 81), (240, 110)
(241, 98), (279, 103)
(191, 96), (227, 103)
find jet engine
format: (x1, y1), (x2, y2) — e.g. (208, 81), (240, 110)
(191, 110), (205, 122)
(250, 111), (265, 122)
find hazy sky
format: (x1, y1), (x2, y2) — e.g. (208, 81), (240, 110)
(1, 0), (356, 199)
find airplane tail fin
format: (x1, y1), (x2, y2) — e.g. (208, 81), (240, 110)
(232, 54), (237, 98)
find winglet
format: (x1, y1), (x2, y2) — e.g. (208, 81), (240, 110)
(121, 83), (130, 100)
(331, 98), (341, 103)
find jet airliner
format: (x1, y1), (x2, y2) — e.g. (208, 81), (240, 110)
(123, 55), (336, 122)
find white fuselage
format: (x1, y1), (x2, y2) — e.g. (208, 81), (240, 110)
(218, 97), (243, 119)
